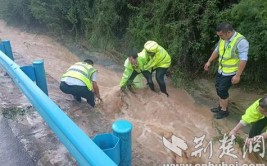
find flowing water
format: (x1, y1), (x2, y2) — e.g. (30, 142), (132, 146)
(0, 20), (266, 165)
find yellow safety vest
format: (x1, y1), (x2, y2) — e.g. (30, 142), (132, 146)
(144, 46), (171, 71)
(218, 33), (245, 74)
(62, 62), (96, 91)
(241, 99), (265, 125)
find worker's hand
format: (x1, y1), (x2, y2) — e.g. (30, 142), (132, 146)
(95, 93), (102, 102)
(231, 75), (240, 84)
(204, 61), (211, 71)
(95, 96), (103, 104)
(95, 93), (100, 99)
(245, 137), (255, 146)
(119, 88), (126, 96)
(228, 129), (237, 138)
(120, 86), (126, 91)
(126, 84), (136, 93)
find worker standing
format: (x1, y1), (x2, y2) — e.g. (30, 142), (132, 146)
(204, 22), (249, 119)
(143, 41), (171, 97)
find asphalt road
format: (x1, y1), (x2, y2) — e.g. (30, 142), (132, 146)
(0, 114), (35, 166)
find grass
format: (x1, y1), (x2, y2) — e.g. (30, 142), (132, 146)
(212, 134), (245, 150)
(171, 69), (198, 90)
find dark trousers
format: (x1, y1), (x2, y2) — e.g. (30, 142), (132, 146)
(128, 70), (155, 91)
(153, 68), (168, 95)
(249, 117), (267, 138)
(128, 68), (168, 95)
(59, 81), (95, 107)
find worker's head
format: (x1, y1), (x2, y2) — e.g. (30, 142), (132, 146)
(84, 59), (94, 65)
(216, 22), (234, 41)
(127, 50), (138, 65)
(144, 41), (159, 56)
(259, 96), (267, 116)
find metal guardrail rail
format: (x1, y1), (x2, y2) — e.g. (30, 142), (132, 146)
(0, 50), (116, 166)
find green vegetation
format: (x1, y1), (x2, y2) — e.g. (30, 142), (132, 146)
(0, 0), (266, 86)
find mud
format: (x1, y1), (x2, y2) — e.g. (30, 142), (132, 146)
(0, 19), (266, 165)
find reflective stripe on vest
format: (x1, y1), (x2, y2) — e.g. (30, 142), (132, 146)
(218, 33), (245, 74)
(154, 47), (171, 68)
(62, 62), (96, 90)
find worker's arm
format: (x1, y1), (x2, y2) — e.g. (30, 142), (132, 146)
(91, 72), (101, 99)
(144, 54), (155, 71)
(229, 122), (245, 137)
(230, 99), (262, 139)
(144, 50), (168, 71)
(229, 100), (257, 137)
(232, 39), (249, 84)
(93, 81), (101, 99)
(236, 60), (247, 77)
(204, 50), (219, 71)
(231, 60), (247, 84)
(120, 67), (133, 89)
(120, 59), (133, 89)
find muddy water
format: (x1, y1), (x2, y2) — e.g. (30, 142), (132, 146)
(0, 20), (266, 165)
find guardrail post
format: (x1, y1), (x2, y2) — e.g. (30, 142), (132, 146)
(20, 65), (36, 81)
(33, 59), (48, 95)
(93, 133), (121, 165)
(0, 41), (4, 53)
(112, 120), (133, 166)
(2, 40), (14, 60)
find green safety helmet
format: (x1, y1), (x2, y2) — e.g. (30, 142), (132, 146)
(144, 41), (159, 53)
